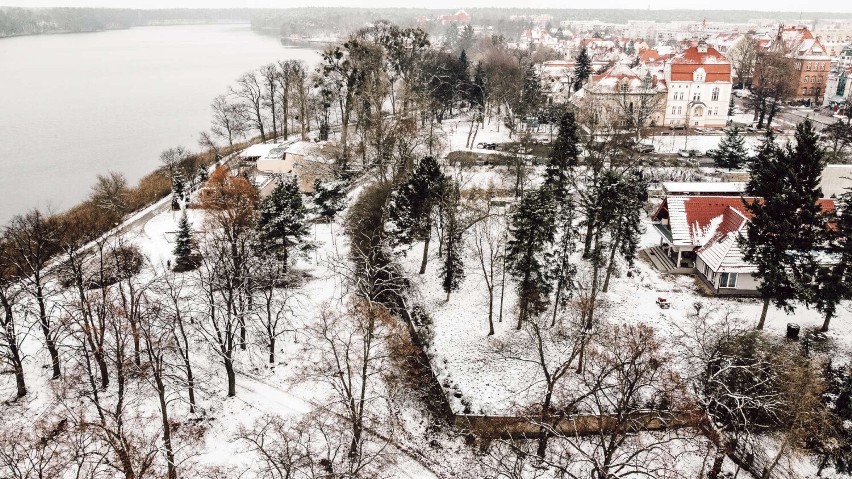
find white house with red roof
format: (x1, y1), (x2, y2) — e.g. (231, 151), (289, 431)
(649, 195), (836, 295)
(663, 41), (733, 129)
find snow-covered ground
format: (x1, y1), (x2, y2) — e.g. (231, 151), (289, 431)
(401, 211), (852, 418)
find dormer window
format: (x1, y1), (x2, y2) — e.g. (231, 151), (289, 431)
(620, 82), (629, 93)
(693, 67), (706, 82)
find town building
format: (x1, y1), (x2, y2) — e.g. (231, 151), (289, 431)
(662, 41), (733, 129)
(438, 10), (470, 25)
(648, 195), (836, 296)
(573, 64), (667, 129)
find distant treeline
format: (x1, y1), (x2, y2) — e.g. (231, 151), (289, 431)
(254, 7), (852, 40)
(0, 7), (270, 38)
(4, 6), (852, 40)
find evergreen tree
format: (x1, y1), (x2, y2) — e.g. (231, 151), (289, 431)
(572, 47), (592, 92)
(814, 190), (852, 331)
(602, 171), (648, 293)
(470, 62), (487, 114)
(544, 108), (581, 201)
(387, 156), (446, 274)
(312, 179), (347, 223)
(256, 175), (311, 267)
(711, 126), (749, 170)
(172, 210), (196, 271)
(439, 181), (464, 301)
(743, 121), (826, 329)
(549, 196), (577, 326)
(786, 119), (827, 313)
(171, 171), (185, 211)
(728, 95), (735, 117)
(625, 40), (635, 55)
(506, 188), (557, 329)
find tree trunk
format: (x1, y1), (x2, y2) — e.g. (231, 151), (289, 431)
(38, 297), (61, 379)
(155, 372), (177, 479)
(757, 297), (770, 330)
(419, 232), (431, 275)
(225, 357), (236, 397)
(821, 311), (833, 333)
(582, 216), (595, 258)
(708, 448), (726, 479)
(269, 335), (276, 364)
(602, 235), (620, 293)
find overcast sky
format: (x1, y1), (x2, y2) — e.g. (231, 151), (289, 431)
(6, 0), (852, 13)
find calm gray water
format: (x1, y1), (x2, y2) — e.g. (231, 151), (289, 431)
(0, 24), (319, 223)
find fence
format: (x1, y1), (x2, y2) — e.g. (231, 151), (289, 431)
(453, 411), (702, 440)
(729, 437), (802, 479)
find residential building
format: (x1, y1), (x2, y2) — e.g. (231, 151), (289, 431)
(438, 10), (470, 25)
(663, 41), (733, 128)
(256, 141), (335, 193)
(573, 64), (667, 128)
(648, 195), (836, 296)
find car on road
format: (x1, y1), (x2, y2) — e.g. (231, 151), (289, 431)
(634, 143), (655, 153)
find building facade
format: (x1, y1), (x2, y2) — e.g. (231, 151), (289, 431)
(663, 42), (732, 128)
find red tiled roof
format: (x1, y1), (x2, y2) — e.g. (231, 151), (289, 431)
(669, 45), (731, 82)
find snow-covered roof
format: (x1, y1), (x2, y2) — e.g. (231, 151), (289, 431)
(696, 207), (753, 273)
(284, 141), (334, 164)
(822, 164), (852, 198)
(662, 182), (746, 195)
(240, 143), (284, 160)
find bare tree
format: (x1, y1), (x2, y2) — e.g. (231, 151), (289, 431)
(553, 323), (687, 479)
(210, 94), (248, 147)
(728, 36), (758, 87)
(495, 310), (585, 458)
(251, 258), (298, 365)
(468, 199), (505, 336)
(301, 300), (393, 462)
(260, 63), (280, 139)
(155, 271), (198, 414)
(1, 210), (63, 379)
(0, 252), (27, 399)
(231, 70), (267, 141)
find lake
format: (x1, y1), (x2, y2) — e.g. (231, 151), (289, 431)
(0, 24), (320, 224)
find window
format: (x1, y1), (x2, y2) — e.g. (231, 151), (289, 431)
(694, 106), (704, 117)
(803, 87), (808, 95)
(807, 63), (812, 71)
(811, 77), (816, 83)
(620, 82), (629, 92)
(693, 91), (701, 101)
(817, 76), (822, 83)
(711, 87), (720, 101)
(677, 106), (682, 114)
(719, 272), (738, 288)
(671, 106), (677, 114)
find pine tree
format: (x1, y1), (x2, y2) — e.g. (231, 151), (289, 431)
(470, 62), (487, 114)
(171, 172), (185, 211)
(506, 188), (557, 329)
(728, 95), (735, 117)
(256, 176), (311, 267)
(172, 210), (195, 271)
(312, 179), (347, 223)
(742, 121), (826, 329)
(602, 171), (648, 293)
(387, 156), (446, 274)
(439, 181), (464, 301)
(711, 126), (749, 170)
(544, 108), (580, 201)
(786, 119), (827, 316)
(573, 47), (592, 92)
(814, 190), (851, 332)
(549, 196), (577, 326)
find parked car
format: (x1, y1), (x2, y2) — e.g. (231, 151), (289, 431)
(678, 149), (703, 158)
(705, 148), (719, 159)
(474, 142), (498, 150)
(634, 143), (655, 153)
